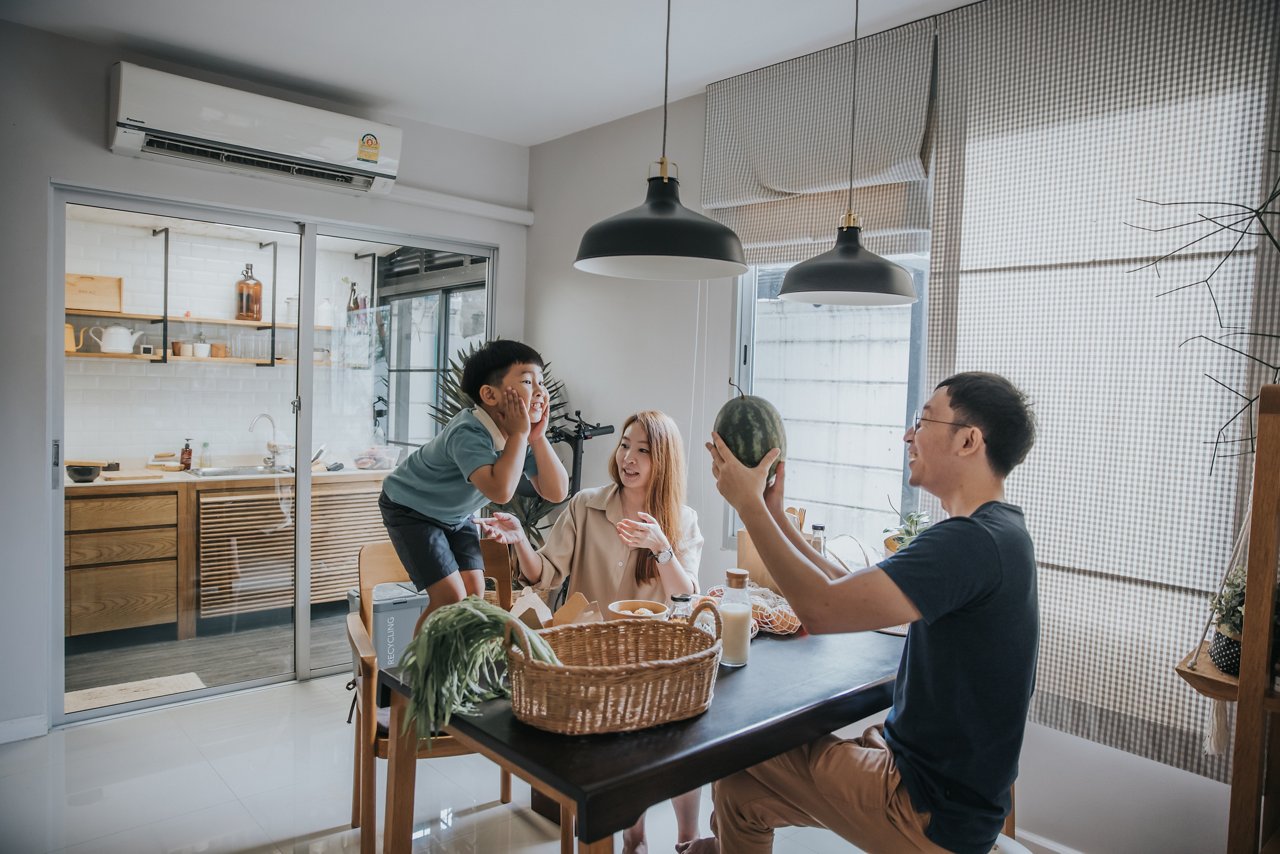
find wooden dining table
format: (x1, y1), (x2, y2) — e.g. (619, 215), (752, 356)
(379, 629), (905, 853)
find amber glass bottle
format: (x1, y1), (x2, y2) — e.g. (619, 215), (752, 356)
(236, 264), (263, 321)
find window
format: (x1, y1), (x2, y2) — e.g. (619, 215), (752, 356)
(379, 250), (489, 448)
(733, 257), (929, 559)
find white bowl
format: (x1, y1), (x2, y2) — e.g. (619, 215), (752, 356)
(607, 599), (669, 620)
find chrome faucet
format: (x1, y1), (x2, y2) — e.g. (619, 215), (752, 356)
(249, 413), (279, 469)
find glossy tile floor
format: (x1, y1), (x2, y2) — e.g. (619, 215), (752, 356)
(0, 674), (866, 853)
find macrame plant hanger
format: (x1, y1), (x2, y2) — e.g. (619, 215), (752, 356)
(1187, 491), (1253, 754)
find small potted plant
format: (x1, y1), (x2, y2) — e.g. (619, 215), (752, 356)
(1208, 564), (1246, 676)
(883, 508), (931, 555)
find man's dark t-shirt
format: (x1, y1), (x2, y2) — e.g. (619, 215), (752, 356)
(879, 501), (1038, 854)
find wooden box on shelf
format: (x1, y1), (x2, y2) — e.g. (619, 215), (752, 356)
(65, 274), (122, 312)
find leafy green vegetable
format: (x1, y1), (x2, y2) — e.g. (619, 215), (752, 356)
(398, 596), (560, 744)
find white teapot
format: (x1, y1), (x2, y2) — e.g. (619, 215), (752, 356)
(90, 324), (145, 354)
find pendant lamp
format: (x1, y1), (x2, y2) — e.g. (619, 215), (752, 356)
(574, 0), (747, 281)
(778, 0), (916, 306)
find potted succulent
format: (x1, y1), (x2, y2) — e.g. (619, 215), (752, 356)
(883, 507), (931, 555)
(1208, 564), (1246, 676)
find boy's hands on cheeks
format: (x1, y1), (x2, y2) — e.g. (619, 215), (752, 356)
(492, 386), (532, 438)
(706, 432), (780, 513)
(528, 393), (550, 441)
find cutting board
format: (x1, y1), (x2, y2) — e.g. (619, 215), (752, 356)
(102, 470), (164, 481)
(66, 274), (123, 312)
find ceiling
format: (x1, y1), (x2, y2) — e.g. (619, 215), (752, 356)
(0, 0), (970, 147)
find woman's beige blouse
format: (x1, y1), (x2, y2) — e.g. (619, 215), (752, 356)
(532, 483), (702, 607)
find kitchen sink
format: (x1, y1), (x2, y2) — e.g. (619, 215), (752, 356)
(189, 465), (284, 478)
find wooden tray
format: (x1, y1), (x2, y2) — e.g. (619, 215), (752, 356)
(1176, 641), (1238, 701)
(66, 274), (123, 312)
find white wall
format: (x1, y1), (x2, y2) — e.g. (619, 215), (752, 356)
(0, 20), (531, 742)
(525, 88), (1234, 854)
(526, 93), (739, 586)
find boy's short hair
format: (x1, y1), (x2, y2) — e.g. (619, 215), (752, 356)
(461, 339), (545, 404)
(936, 372), (1036, 477)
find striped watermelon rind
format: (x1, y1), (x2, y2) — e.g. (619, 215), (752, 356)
(713, 394), (786, 476)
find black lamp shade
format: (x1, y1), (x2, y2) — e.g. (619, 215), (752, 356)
(574, 176), (748, 280)
(778, 225), (917, 305)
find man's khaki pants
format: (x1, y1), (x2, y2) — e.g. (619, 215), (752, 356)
(710, 725), (948, 853)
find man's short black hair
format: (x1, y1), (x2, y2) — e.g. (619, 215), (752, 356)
(936, 372), (1036, 477)
(461, 339), (545, 404)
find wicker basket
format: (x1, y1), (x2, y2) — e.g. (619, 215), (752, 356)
(505, 600), (723, 735)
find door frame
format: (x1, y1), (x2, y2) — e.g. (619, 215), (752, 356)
(49, 184), (497, 724)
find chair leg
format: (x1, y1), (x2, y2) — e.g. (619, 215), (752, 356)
(560, 803), (574, 854)
(351, 707), (362, 828)
(500, 768), (512, 804)
(360, 715), (377, 854)
(1002, 783), (1016, 838)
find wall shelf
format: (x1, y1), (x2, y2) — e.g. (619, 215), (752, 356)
(65, 308), (332, 331)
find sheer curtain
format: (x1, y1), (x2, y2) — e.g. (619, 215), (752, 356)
(928, 0), (1279, 778)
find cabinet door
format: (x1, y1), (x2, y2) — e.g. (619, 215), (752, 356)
(66, 494), (177, 532)
(66, 528), (177, 567)
(66, 561), (177, 636)
(198, 490), (296, 618)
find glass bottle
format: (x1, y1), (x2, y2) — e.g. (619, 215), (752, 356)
(670, 593), (693, 624)
(236, 264), (262, 321)
(811, 523), (827, 558)
(720, 568), (751, 667)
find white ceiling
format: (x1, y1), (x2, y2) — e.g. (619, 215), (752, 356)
(0, 0), (968, 147)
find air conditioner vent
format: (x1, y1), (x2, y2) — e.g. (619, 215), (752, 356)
(141, 134), (374, 191)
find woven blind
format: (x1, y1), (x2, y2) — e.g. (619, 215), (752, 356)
(702, 18), (935, 266)
(927, 0), (1279, 779)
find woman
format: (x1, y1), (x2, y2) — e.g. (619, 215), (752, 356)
(480, 409), (703, 853)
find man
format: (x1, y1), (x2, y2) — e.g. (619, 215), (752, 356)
(686, 372), (1037, 854)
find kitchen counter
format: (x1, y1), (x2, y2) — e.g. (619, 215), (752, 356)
(65, 466), (391, 488)
(64, 468), (392, 639)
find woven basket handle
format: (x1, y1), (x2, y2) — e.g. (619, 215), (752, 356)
(690, 599), (722, 641)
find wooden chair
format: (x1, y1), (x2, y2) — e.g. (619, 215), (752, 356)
(347, 539), (523, 854)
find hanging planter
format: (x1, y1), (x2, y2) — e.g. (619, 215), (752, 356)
(1209, 629), (1242, 677)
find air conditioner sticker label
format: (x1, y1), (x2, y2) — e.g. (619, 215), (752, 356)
(358, 133), (380, 163)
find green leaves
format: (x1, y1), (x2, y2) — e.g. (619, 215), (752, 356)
(1209, 564), (1247, 638)
(398, 596), (560, 744)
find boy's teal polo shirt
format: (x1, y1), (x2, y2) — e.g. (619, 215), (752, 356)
(382, 407), (539, 526)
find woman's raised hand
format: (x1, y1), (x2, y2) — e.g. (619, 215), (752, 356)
(616, 511), (670, 554)
(476, 511), (526, 544)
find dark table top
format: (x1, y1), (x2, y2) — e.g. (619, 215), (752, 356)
(380, 628), (904, 842)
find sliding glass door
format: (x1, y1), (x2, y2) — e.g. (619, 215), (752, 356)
(56, 190), (495, 718)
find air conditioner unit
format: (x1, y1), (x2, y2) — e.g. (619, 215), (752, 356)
(109, 61), (401, 194)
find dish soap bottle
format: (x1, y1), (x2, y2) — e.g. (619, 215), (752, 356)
(721, 568), (752, 667)
(236, 264), (263, 322)
(180, 438), (193, 471)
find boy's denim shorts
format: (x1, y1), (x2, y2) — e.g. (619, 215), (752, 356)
(378, 491), (483, 591)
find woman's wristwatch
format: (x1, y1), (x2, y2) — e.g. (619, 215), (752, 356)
(652, 546), (674, 564)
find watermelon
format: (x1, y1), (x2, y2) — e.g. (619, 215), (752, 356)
(713, 393), (787, 477)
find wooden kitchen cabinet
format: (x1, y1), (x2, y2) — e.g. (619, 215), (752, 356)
(64, 487), (185, 637)
(64, 472), (388, 636)
(196, 476), (389, 618)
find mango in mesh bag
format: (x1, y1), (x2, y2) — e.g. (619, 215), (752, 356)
(702, 581), (801, 635)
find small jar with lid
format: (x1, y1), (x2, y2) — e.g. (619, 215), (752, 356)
(810, 523), (827, 557)
(669, 593), (694, 623)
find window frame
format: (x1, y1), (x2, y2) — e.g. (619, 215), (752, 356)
(725, 262), (931, 557)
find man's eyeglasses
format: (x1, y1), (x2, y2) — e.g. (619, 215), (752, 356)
(911, 410), (972, 432)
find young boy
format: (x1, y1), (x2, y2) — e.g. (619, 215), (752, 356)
(378, 340), (569, 616)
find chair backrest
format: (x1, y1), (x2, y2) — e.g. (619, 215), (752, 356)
(480, 538), (514, 610)
(357, 542), (411, 631)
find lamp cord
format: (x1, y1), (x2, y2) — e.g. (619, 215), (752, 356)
(846, 0), (860, 214)
(662, 0), (671, 161)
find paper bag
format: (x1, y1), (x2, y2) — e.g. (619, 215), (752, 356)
(550, 592), (591, 627)
(510, 586), (553, 630)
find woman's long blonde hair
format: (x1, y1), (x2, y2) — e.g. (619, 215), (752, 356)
(607, 410), (688, 585)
